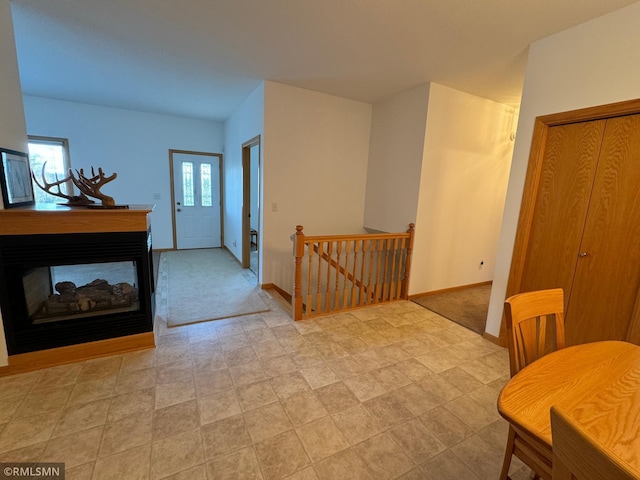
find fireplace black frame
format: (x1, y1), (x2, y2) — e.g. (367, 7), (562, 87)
(0, 230), (154, 355)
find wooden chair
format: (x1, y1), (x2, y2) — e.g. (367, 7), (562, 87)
(551, 406), (640, 480)
(504, 288), (566, 377)
(499, 288), (566, 480)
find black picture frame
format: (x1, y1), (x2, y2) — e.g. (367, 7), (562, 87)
(0, 148), (35, 208)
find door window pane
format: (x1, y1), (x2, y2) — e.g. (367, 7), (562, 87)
(201, 163), (212, 207)
(182, 162), (195, 206)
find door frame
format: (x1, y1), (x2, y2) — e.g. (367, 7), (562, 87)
(500, 97), (640, 346)
(168, 149), (224, 250)
(241, 135), (261, 270)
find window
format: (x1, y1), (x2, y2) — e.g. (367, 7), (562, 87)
(28, 136), (72, 206)
(181, 161), (195, 206)
(200, 163), (212, 207)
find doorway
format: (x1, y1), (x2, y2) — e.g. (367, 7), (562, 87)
(242, 136), (260, 276)
(169, 150), (222, 250)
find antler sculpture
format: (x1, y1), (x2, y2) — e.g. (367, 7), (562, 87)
(70, 167), (117, 207)
(32, 163), (118, 207)
(31, 162), (95, 206)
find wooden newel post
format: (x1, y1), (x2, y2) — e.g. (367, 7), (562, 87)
(402, 223), (415, 299)
(292, 225), (305, 320)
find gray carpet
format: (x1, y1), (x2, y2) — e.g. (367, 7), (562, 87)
(411, 284), (491, 334)
(161, 248), (270, 327)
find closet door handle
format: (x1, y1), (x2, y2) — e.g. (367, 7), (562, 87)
(579, 252), (588, 257)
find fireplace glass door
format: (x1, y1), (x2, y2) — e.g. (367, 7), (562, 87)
(23, 261), (140, 324)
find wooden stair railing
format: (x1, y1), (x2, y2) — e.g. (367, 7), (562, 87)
(292, 224), (415, 320)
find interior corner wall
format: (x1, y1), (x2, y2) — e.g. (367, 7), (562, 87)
(223, 83), (264, 272)
(0, 2), (27, 158)
(485, 1), (640, 338)
(0, 0), (29, 366)
(363, 84), (430, 233)
(22, 96), (224, 249)
(263, 81), (372, 293)
(410, 83), (517, 296)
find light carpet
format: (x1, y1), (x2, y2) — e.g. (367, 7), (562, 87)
(162, 248), (270, 327)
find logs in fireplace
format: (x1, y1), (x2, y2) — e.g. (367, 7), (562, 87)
(37, 278), (139, 321)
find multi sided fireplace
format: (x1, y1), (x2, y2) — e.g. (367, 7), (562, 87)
(0, 206), (154, 356)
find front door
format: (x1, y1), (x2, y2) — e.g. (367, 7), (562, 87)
(171, 150), (222, 249)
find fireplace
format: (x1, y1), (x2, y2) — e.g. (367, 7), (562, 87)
(0, 206), (155, 356)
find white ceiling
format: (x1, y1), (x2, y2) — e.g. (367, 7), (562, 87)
(10, 0), (639, 122)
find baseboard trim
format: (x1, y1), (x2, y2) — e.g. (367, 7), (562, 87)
(0, 332), (155, 377)
(482, 331), (501, 346)
(262, 283), (292, 303)
(409, 280), (492, 299)
(223, 245), (243, 266)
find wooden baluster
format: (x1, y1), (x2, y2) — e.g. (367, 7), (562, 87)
(388, 241), (392, 299)
(402, 224), (415, 299)
(389, 237), (399, 301)
(374, 239), (383, 303)
(389, 237), (399, 300)
(362, 240), (368, 305)
(377, 239), (382, 303)
(381, 238), (390, 302)
(306, 241), (313, 315)
(316, 242), (323, 315)
(387, 238), (394, 301)
(343, 240), (351, 308)
(335, 241), (342, 309)
(395, 237), (406, 299)
(381, 239), (388, 302)
(362, 238), (370, 305)
(325, 241), (333, 313)
(293, 225), (305, 320)
(351, 239), (360, 308)
(398, 237), (405, 299)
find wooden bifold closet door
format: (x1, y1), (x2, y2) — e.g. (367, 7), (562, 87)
(516, 113), (640, 346)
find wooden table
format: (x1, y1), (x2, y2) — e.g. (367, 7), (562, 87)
(498, 340), (640, 472)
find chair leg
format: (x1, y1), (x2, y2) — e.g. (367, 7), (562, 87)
(499, 426), (517, 480)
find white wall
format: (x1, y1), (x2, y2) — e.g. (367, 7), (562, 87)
(363, 84), (430, 232)
(22, 96), (224, 249)
(0, 0), (29, 366)
(411, 83), (516, 295)
(223, 84), (264, 270)
(486, 1), (640, 337)
(0, 2), (27, 159)
(263, 81), (372, 291)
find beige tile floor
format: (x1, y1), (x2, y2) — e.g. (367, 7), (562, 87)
(0, 288), (531, 479)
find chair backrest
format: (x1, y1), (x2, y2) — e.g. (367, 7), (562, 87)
(504, 288), (565, 377)
(551, 406), (640, 480)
